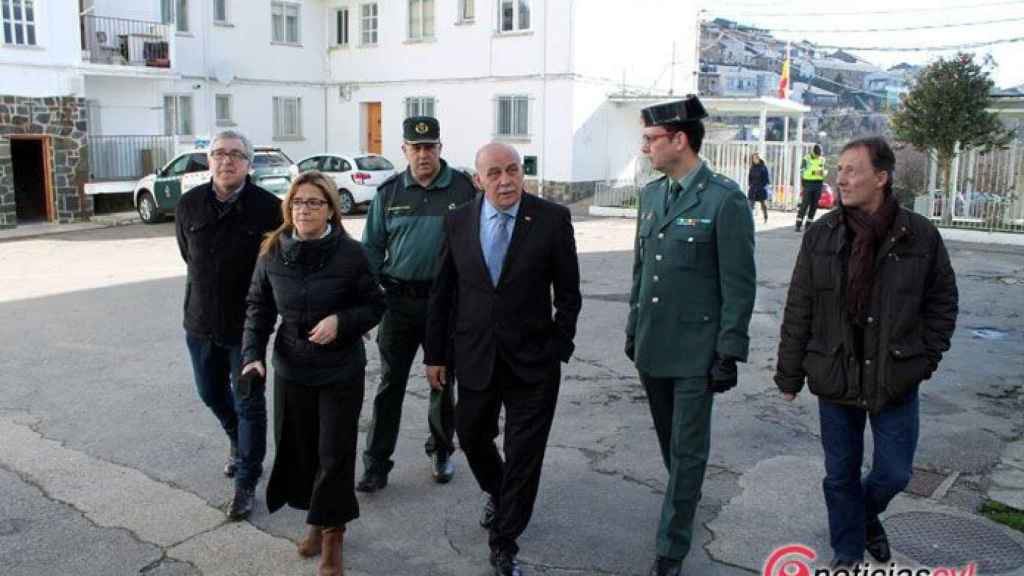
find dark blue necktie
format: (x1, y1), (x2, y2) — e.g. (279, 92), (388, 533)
(485, 212), (512, 285)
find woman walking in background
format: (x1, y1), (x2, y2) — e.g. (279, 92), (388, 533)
(241, 171), (385, 576)
(748, 152), (770, 223)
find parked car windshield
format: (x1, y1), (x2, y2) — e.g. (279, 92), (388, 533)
(253, 152), (292, 167)
(355, 156), (394, 171)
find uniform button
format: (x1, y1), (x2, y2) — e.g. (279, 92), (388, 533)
(867, 316), (874, 324)
(653, 275), (660, 282)
(655, 254), (663, 261)
(658, 233), (664, 239)
(893, 350), (901, 356)
(865, 359), (872, 366)
(688, 237), (694, 242)
(652, 297), (659, 303)
(702, 315), (710, 321)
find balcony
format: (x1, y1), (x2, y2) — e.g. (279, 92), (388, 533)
(81, 15), (172, 70)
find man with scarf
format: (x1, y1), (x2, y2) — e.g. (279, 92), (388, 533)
(774, 136), (958, 568)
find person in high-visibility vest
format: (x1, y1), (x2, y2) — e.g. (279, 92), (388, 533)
(796, 144), (827, 231)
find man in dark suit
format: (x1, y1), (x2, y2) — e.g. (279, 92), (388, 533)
(425, 142), (582, 576)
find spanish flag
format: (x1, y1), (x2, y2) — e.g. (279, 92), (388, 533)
(778, 57), (790, 99)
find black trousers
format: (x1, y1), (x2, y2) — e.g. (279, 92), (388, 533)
(456, 356), (560, 556)
(363, 293), (455, 474)
(797, 180), (824, 224)
(266, 375), (365, 527)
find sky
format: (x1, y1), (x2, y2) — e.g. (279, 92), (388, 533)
(697, 0), (1024, 89)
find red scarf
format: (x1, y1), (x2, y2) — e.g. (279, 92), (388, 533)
(842, 194), (900, 325)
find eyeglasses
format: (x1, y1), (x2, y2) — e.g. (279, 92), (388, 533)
(210, 149), (249, 162)
(641, 132), (677, 146)
(292, 198), (329, 210)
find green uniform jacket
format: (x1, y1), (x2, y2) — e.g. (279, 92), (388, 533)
(361, 161), (478, 282)
(626, 163), (756, 378)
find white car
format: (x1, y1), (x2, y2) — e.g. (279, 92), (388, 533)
(289, 154), (396, 214)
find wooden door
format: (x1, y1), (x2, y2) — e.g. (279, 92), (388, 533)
(10, 135), (55, 223)
(366, 102), (382, 154)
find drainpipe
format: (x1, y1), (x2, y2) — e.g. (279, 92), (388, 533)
(538, 0), (550, 199)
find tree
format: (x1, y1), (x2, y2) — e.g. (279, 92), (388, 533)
(890, 53), (1013, 223)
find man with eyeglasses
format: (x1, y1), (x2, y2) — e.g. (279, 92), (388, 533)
(358, 116), (478, 493)
(625, 96), (756, 576)
(175, 129), (283, 520)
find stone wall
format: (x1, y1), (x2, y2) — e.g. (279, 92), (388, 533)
(525, 179), (597, 204)
(0, 95), (91, 228)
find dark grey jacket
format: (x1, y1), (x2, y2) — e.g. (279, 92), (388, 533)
(242, 227), (386, 386)
(774, 207), (958, 413)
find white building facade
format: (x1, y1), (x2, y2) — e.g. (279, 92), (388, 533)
(1, 0), (698, 226)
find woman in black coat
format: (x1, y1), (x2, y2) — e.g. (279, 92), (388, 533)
(747, 152), (770, 223)
(241, 171), (385, 576)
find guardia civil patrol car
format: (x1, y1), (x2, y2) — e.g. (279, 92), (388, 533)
(133, 146), (293, 224)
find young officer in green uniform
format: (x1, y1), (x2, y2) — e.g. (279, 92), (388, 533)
(358, 116), (478, 492)
(625, 96), (756, 576)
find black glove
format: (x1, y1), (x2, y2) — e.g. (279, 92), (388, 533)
(625, 337), (635, 362)
(708, 354), (739, 394)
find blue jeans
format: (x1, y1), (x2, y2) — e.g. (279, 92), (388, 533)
(818, 391), (919, 562)
(186, 334), (266, 490)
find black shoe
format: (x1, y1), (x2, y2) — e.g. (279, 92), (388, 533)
(491, 550), (523, 576)
(649, 556), (681, 576)
(227, 487), (255, 521)
(795, 222), (803, 232)
(355, 470), (388, 493)
(432, 451), (454, 484)
(866, 518), (892, 562)
(223, 442), (238, 478)
(480, 495), (497, 529)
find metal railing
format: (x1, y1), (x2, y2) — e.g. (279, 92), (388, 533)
(593, 141), (816, 211)
(916, 142), (1024, 232)
(81, 15), (171, 68)
(88, 135), (176, 181)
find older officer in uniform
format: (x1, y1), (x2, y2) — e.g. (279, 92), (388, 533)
(358, 116), (478, 492)
(625, 96), (756, 576)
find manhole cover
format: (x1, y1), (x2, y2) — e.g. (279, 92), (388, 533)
(887, 511), (1024, 573)
(904, 469), (946, 498)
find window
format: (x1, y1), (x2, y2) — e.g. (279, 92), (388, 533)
(186, 153), (209, 173)
(2, 0), (37, 46)
(273, 96), (302, 140)
(458, 0), (474, 22)
(163, 95), (193, 136)
(161, 0), (174, 25)
(176, 0), (188, 32)
(297, 157), (321, 172)
(495, 95), (529, 138)
(498, 0), (529, 33)
(165, 154), (192, 177)
(407, 0), (433, 40)
(360, 3), (378, 45)
(213, 0), (228, 23)
(272, 1), (300, 44)
(499, 0), (532, 32)
(215, 94), (233, 126)
(334, 7), (349, 46)
(405, 97), (435, 119)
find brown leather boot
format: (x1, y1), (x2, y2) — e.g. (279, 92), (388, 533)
(317, 526), (344, 576)
(297, 524), (322, 558)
